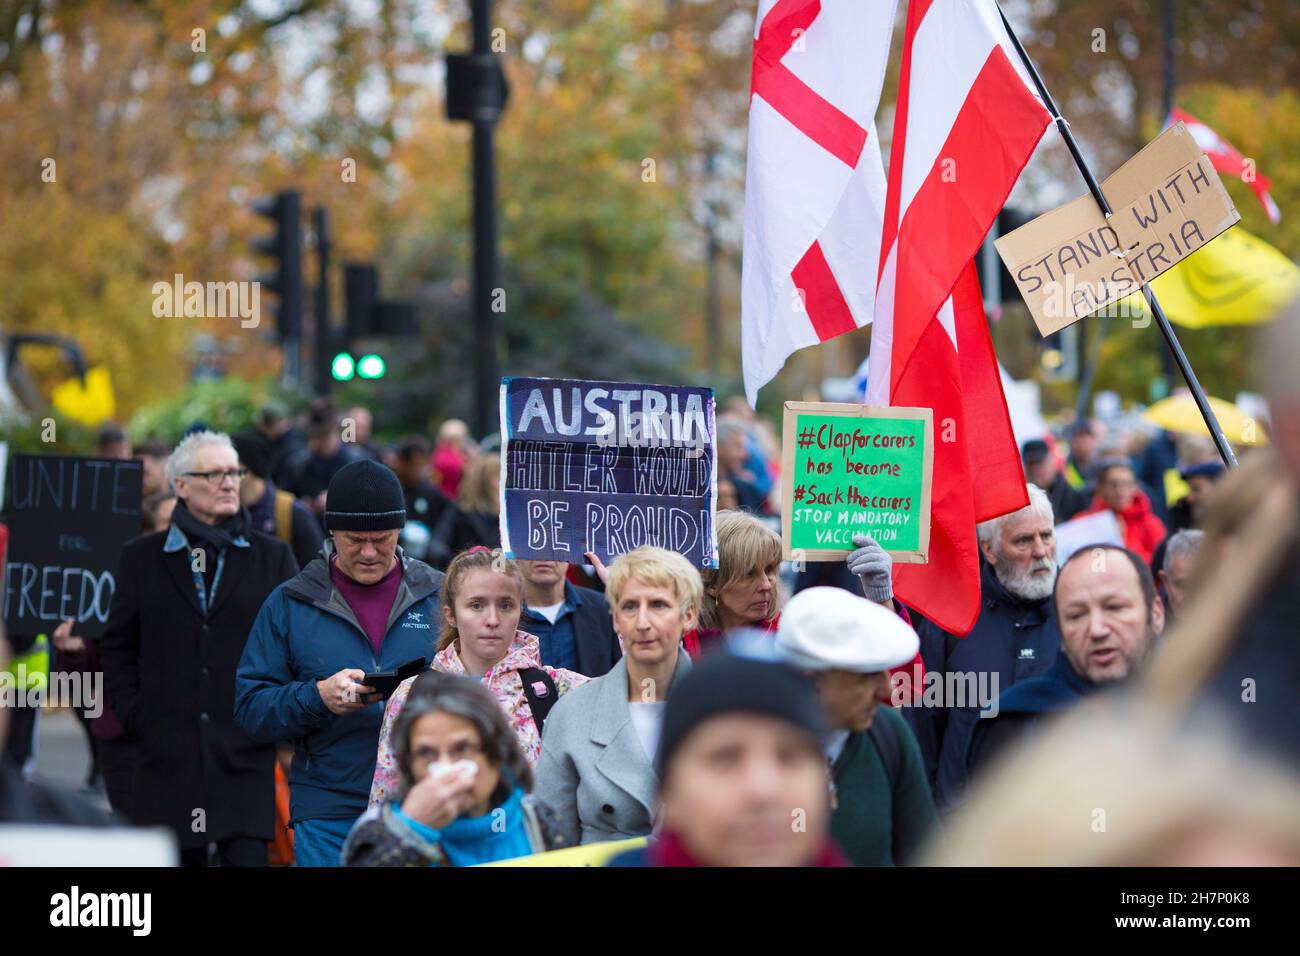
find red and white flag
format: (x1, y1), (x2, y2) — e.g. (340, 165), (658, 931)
(741, 0), (899, 405)
(1170, 106), (1281, 224)
(866, 0), (1049, 636)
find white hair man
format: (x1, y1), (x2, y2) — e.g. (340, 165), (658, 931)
(1160, 528), (1204, 619)
(100, 430), (300, 866)
(903, 484), (1063, 811)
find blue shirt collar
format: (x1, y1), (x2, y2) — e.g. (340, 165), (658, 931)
(163, 522), (251, 553)
(523, 580), (581, 620)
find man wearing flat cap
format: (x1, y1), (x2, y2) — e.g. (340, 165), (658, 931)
(775, 587), (937, 866)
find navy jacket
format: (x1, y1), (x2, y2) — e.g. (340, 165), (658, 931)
(904, 561), (1060, 811)
(235, 546), (443, 825)
(246, 480), (325, 570)
(965, 650), (1097, 776)
(521, 582), (622, 678)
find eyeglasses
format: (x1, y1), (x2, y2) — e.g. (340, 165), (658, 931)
(183, 469), (248, 485)
(410, 740), (483, 764)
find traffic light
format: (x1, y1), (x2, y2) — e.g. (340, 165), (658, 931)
(445, 52), (509, 123)
(977, 206), (1037, 308)
(331, 352), (356, 381)
(340, 262), (415, 381)
(343, 263), (378, 342)
(251, 190), (303, 345)
(356, 354), (387, 379)
(329, 351), (386, 381)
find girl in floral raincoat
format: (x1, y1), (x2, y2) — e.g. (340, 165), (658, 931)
(371, 547), (588, 805)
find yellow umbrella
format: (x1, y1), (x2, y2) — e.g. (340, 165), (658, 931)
(1118, 226), (1300, 329)
(1143, 394), (1267, 446)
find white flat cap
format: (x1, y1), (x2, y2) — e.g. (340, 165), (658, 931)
(776, 586), (919, 672)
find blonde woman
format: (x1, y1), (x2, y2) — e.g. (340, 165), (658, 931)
(685, 509), (784, 658)
(678, 511), (925, 703)
(535, 546), (702, 844)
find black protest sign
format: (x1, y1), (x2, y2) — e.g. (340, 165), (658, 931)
(3, 455), (143, 638)
(499, 376), (718, 569)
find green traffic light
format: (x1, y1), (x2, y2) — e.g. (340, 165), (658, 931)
(332, 352), (356, 380)
(357, 354), (387, 379)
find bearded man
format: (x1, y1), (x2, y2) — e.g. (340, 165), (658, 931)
(903, 484), (1061, 812)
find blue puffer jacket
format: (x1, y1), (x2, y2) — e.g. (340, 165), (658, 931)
(235, 545), (444, 825)
(963, 649), (1100, 777)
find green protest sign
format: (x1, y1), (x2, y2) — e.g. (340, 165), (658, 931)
(781, 402), (932, 563)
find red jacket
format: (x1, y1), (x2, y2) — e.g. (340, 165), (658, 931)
(431, 443), (467, 499)
(1083, 488), (1167, 564)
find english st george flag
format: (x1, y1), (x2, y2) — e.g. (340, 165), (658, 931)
(741, 0), (898, 406)
(865, 0), (1049, 635)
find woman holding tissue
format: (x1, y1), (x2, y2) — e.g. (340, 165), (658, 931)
(343, 672), (570, 866)
(369, 547), (589, 806)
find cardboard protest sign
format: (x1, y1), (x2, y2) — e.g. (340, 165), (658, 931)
(995, 122), (1241, 335)
(3, 455), (143, 638)
(500, 377), (718, 568)
(781, 402), (932, 563)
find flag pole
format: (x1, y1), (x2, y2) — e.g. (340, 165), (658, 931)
(1074, 313), (1108, 424)
(996, 3), (1238, 468)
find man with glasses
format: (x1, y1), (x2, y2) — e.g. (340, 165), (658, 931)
(101, 430), (300, 866)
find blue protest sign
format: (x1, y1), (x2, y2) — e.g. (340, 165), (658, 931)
(499, 377), (717, 568)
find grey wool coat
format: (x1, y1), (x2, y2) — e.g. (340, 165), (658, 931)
(533, 653), (692, 845)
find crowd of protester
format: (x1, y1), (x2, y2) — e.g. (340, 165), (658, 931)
(3, 303), (1299, 867)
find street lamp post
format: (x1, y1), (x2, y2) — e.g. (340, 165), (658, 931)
(447, 0), (509, 439)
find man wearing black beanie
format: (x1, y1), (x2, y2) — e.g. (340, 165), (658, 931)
(609, 653), (847, 867)
(237, 458), (445, 867)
